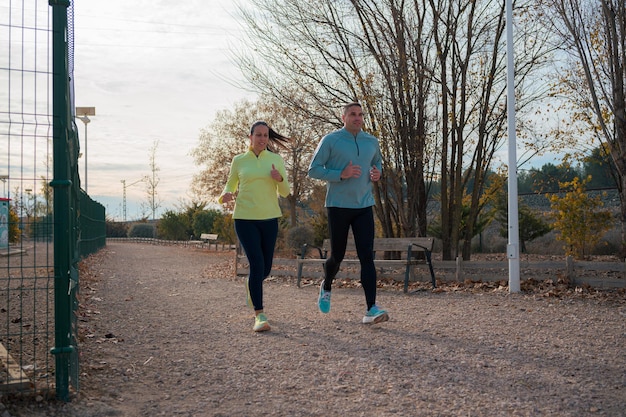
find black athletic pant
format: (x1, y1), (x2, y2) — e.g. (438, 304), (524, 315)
(235, 218), (278, 311)
(324, 206), (377, 310)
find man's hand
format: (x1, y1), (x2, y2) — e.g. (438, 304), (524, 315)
(369, 166), (381, 182)
(341, 161), (362, 179)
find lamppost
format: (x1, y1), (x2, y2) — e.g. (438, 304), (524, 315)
(24, 188), (32, 238)
(75, 107), (96, 193)
(0, 175), (8, 198)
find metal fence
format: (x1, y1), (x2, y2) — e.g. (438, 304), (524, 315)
(0, 0), (106, 401)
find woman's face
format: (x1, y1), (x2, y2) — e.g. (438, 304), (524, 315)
(249, 124), (269, 155)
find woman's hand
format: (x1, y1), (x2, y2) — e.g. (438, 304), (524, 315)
(221, 192), (235, 203)
(271, 164), (283, 182)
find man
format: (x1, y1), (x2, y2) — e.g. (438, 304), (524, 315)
(308, 102), (389, 324)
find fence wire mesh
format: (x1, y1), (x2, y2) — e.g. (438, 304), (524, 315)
(0, 0), (55, 395)
(0, 0), (105, 400)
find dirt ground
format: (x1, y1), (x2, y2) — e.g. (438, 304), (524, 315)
(2, 240), (626, 416)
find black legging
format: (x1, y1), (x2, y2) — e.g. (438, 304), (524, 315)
(324, 206), (377, 309)
(235, 218), (278, 311)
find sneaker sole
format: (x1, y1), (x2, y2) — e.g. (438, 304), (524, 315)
(363, 312), (389, 324)
(253, 322), (271, 332)
(373, 312), (389, 324)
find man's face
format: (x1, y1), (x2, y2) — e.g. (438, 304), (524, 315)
(342, 105), (363, 133)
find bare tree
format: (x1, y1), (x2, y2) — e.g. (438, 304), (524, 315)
(236, 0), (437, 238)
(190, 103), (252, 199)
(145, 140), (162, 220)
(236, 0), (554, 260)
(190, 98), (322, 227)
(546, 0), (626, 255)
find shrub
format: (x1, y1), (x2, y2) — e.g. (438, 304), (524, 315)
(8, 205), (21, 243)
(157, 210), (191, 240)
(286, 226), (314, 255)
(192, 209), (221, 238)
(549, 176), (612, 259)
(106, 220), (128, 237)
(310, 213), (328, 246)
(128, 223), (155, 238)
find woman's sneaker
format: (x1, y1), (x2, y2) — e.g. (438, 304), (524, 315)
(318, 282), (331, 313)
(362, 305), (389, 324)
(253, 313), (270, 332)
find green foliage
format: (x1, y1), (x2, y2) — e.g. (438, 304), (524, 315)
(549, 176), (612, 259)
(517, 170), (535, 194)
(286, 225), (314, 255)
(128, 222), (156, 238)
(192, 209), (221, 238)
(427, 195), (492, 242)
(525, 162), (579, 193)
(212, 214), (236, 244)
(495, 195), (552, 253)
(106, 219), (128, 237)
(8, 205), (20, 243)
(310, 212), (328, 246)
(490, 171), (553, 253)
(453, 156), (616, 196)
(157, 210), (192, 240)
(583, 145), (617, 189)
(31, 213), (53, 240)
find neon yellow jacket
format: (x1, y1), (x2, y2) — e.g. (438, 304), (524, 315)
(219, 148), (290, 220)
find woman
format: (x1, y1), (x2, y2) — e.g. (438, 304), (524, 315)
(219, 121), (290, 332)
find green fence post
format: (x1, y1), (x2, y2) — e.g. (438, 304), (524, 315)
(49, 0), (74, 402)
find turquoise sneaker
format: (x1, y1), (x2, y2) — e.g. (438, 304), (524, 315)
(362, 305), (389, 324)
(318, 282), (331, 313)
(253, 312), (270, 332)
(245, 277), (252, 308)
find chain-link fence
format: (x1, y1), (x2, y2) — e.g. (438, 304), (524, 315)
(0, 0), (106, 401)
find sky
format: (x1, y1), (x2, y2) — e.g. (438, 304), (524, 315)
(71, 0), (256, 220)
(2, 0), (571, 222)
(69, 0), (566, 223)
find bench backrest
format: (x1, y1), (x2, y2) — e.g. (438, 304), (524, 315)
(321, 237), (433, 257)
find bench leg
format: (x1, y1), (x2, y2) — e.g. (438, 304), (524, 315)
(426, 251), (436, 288)
(296, 262), (303, 288)
(403, 263), (411, 293)
(404, 244), (412, 293)
(404, 249), (436, 292)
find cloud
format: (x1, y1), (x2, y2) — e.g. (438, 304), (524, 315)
(72, 1), (256, 220)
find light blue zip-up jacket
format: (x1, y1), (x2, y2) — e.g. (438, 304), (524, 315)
(308, 127), (382, 208)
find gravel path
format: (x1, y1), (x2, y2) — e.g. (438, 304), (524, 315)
(3, 241), (626, 416)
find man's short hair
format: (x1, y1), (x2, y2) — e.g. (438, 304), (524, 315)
(343, 102), (362, 115)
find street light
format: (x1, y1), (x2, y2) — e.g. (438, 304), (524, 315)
(75, 107), (96, 193)
(24, 188), (32, 211)
(24, 188), (32, 238)
(0, 175), (8, 198)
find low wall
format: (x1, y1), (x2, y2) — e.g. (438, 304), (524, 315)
(237, 256), (626, 289)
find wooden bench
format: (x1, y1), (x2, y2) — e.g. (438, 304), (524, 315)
(200, 233), (218, 243)
(198, 233), (219, 249)
(296, 237), (436, 292)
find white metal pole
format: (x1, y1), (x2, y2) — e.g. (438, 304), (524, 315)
(506, 0), (520, 292)
(75, 107), (95, 194)
(84, 120), (88, 193)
